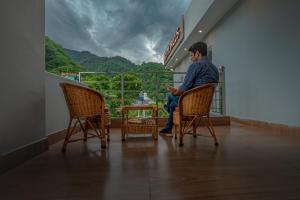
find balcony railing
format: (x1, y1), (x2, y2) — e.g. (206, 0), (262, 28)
(78, 67), (225, 118)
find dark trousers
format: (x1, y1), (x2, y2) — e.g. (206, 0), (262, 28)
(165, 94), (180, 130)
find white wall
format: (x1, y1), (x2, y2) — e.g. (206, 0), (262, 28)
(45, 73), (85, 135)
(0, 0), (45, 154)
(205, 0), (300, 126)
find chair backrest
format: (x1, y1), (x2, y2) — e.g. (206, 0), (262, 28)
(179, 83), (216, 116)
(60, 83), (104, 118)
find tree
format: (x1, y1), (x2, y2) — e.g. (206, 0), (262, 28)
(45, 36), (86, 74)
(83, 74), (110, 91)
(109, 73), (143, 116)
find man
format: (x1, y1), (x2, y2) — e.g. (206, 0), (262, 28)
(159, 41), (219, 136)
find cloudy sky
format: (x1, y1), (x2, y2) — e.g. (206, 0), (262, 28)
(45, 0), (191, 64)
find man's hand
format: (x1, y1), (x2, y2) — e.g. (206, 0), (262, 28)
(166, 86), (177, 94)
(166, 85), (184, 96)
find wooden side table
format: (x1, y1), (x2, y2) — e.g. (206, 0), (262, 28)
(121, 105), (158, 141)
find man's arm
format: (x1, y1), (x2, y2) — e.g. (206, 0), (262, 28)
(178, 63), (197, 92)
(165, 63), (198, 96)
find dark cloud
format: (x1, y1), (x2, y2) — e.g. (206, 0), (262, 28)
(45, 0), (191, 64)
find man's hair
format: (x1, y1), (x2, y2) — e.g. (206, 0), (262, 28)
(188, 41), (207, 56)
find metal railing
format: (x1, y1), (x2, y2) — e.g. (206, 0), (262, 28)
(212, 66), (225, 115)
(79, 67), (225, 117)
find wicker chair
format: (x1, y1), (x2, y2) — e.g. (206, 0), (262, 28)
(60, 83), (110, 152)
(173, 84), (218, 147)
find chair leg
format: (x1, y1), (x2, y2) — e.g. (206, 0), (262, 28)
(193, 121), (197, 138)
(174, 125), (178, 140)
(100, 126), (107, 149)
(154, 126), (158, 141)
(121, 126), (126, 141)
(86, 118), (106, 148)
(94, 119), (106, 149)
(106, 126), (110, 142)
(153, 129), (158, 140)
(179, 124), (184, 147)
(62, 118), (78, 152)
(207, 116), (218, 146)
(78, 118), (88, 142)
(83, 121), (88, 142)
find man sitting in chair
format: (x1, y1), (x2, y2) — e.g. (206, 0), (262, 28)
(159, 41), (219, 136)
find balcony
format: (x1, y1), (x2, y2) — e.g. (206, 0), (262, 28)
(1, 0), (300, 199)
(1, 70), (299, 199)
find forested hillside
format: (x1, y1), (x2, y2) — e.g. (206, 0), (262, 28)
(64, 48), (138, 72)
(45, 36), (86, 74)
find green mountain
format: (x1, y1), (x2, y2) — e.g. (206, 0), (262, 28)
(64, 48), (138, 72)
(45, 36), (170, 75)
(45, 36), (86, 74)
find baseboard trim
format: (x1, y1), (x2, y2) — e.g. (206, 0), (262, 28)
(47, 126), (81, 146)
(0, 138), (48, 174)
(231, 117), (300, 135)
(47, 129), (67, 146)
(0, 126), (83, 175)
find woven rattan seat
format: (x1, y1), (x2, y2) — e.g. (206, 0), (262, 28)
(60, 83), (110, 152)
(173, 83), (219, 147)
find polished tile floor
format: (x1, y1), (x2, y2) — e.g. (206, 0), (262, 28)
(1, 123), (300, 200)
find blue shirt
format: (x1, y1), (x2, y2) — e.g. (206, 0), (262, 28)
(179, 57), (219, 92)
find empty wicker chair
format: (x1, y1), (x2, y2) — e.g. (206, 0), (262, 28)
(173, 83), (218, 147)
(60, 83), (109, 152)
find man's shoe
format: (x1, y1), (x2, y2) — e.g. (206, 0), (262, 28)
(159, 128), (172, 137)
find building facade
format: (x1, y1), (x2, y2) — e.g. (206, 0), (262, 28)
(164, 0), (300, 127)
